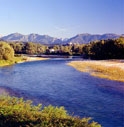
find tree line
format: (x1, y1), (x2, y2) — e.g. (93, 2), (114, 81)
(5, 41), (85, 56)
(82, 37), (124, 59)
(0, 37), (124, 60)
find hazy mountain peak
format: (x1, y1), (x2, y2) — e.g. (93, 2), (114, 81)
(29, 33), (39, 36)
(78, 33), (91, 36)
(10, 32), (23, 36)
(1, 33), (122, 44)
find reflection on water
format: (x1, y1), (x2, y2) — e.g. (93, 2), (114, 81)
(0, 58), (124, 127)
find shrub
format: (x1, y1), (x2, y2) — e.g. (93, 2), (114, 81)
(0, 96), (101, 127)
(0, 42), (14, 60)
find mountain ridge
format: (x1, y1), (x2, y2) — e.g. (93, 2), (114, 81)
(0, 33), (123, 44)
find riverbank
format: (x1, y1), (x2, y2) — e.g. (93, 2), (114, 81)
(0, 87), (9, 95)
(0, 57), (23, 67)
(0, 56), (48, 67)
(23, 56), (48, 62)
(68, 60), (124, 82)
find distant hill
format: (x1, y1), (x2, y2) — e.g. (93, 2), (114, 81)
(0, 33), (122, 44)
(1, 33), (63, 45)
(66, 33), (121, 44)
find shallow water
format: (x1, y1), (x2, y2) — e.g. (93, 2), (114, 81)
(0, 58), (124, 127)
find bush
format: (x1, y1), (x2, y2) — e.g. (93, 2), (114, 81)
(0, 96), (101, 127)
(0, 42), (14, 60)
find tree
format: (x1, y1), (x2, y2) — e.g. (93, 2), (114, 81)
(0, 41), (14, 60)
(82, 37), (124, 59)
(10, 42), (25, 54)
(25, 42), (37, 54)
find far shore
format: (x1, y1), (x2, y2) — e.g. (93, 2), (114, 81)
(22, 56), (49, 62)
(68, 60), (124, 82)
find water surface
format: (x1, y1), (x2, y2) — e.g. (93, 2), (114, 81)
(0, 58), (124, 127)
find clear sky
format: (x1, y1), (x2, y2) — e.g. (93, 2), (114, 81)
(0, 0), (123, 38)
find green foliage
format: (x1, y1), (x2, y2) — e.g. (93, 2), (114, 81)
(9, 41), (85, 56)
(0, 56), (24, 67)
(82, 37), (124, 59)
(23, 42), (47, 55)
(1, 37), (123, 60)
(9, 42), (47, 55)
(46, 44), (84, 56)
(0, 41), (14, 60)
(0, 96), (101, 127)
(10, 42), (25, 54)
(0, 59), (15, 66)
(41, 105), (68, 119)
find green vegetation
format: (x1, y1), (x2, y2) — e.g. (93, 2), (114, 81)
(1, 37), (124, 59)
(46, 44), (84, 56)
(82, 37), (124, 59)
(0, 37), (124, 66)
(0, 41), (14, 60)
(9, 37), (124, 59)
(10, 42), (47, 55)
(9, 41), (84, 56)
(0, 55), (24, 67)
(0, 96), (101, 127)
(68, 61), (124, 82)
(0, 42), (24, 66)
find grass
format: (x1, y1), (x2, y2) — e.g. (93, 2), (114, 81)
(0, 95), (101, 127)
(0, 56), (24, 67)
(0, 55), (49, 67)
(68, 61), (124, 82)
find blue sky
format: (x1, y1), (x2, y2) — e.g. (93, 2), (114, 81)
(0, 0), (123, 38)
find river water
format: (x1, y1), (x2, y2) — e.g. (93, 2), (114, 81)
(0, 58), (124, 127)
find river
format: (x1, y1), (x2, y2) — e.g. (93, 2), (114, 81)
(0, 58), (124, 127)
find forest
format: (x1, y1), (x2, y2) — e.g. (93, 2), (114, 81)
(82, 37), (124, 59)
(0, 37), (124, 61)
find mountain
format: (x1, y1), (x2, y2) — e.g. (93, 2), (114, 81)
(66, 33), (121, 44)
(0, 33), (122, 44)
(1, 33), (63, 45)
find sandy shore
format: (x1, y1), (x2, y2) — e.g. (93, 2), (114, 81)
(84, 60), (124, 70)
(68, 60), (124, 82)
(23, 56), (49, 62)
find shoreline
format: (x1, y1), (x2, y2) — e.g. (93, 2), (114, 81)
(0, 56), (49, 67)
(0, 87), (9, 96)
(22, 56), (49, 62)
(68, 60), (124, 82)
